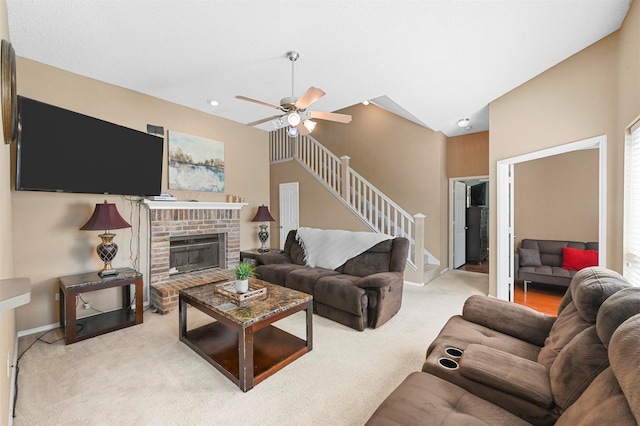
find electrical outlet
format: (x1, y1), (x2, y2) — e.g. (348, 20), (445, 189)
(54, 293), (59, 301)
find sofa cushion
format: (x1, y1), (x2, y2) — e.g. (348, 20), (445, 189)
(314, 274), (367, 316)
(341, 239), (393, 277)
(366, 372), (531, 426)
(425, 315), (542, 361)
(537, 267), (630, 369)
(255, 263), (307, 286)
(284, 268), (339, 295)
(562, 247), (599, 271)
(596, 287), (640, 348)
(460, 344), (553, 408)
(549, 326), (609, 410)
(555, 367), (636, 426)
(519, 248), (542, 266)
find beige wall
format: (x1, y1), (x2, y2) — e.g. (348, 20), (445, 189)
(489, 0), (640, 294)
(447, 131), (489, 178)
(270, 103), (448, 273)
(12, 59), (269, 331)
(0, 0), (16, 422)
(269, 160), (370, 248)
(514, 149), (600, 249)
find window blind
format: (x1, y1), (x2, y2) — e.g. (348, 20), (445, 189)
(624, 119), (640, 285)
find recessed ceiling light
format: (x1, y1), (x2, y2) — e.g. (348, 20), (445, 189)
(362, 100), (370, 106)
(457, 118), (470, 128)
(207, 99), (219, 107)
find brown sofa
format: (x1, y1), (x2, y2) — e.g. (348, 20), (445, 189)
(255, 229), (409, 331)
(516, 239), (599, 288)
(366, 267), (640, 425)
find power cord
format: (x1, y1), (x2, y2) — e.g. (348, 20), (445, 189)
(12, 326), (77, 418)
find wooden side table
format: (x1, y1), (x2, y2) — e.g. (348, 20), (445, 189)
(59, 267), (143, 344)
(240, 248), (282, 266)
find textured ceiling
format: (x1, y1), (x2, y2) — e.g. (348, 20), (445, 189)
(6, 0), (630, 137)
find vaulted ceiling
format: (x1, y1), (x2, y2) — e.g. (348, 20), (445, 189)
(6, 1), (630, 137)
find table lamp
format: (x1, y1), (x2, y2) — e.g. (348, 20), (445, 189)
(251, 205), (275, 253)
(80, 200), (131, 277)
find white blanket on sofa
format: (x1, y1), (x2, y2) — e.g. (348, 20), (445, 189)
(296, 227), (392, 270)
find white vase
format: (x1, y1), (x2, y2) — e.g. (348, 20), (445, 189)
(235, 279), (249, 294)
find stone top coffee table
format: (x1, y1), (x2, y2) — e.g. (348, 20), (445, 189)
(179, 277), (313, 392)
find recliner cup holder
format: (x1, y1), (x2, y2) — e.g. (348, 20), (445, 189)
(445, 347), (463, 359)
(437, 357), (459, 370)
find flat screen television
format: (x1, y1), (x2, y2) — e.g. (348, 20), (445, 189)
(16, 96), (164, 196)
(470, 182), (487, 207)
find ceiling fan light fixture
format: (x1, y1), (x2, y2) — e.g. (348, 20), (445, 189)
(303, 119), (316, 133)
(206, 98), (219, 107)
(457, 118), (470, 128)
(287, 126), (298, 137)
(287, 112), (301, 127)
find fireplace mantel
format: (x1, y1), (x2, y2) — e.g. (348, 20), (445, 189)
(142, 199), (248, 210)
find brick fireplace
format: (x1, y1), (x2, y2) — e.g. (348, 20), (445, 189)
(143, 200), (245, 313)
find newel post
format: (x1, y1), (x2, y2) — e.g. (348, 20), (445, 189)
(413, 213), (426, 283)
(340, 155), (351, 201)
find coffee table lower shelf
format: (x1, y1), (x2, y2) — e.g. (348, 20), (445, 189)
(181, 322), (309, 387)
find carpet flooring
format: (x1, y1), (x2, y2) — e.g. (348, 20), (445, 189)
(13, 270), (488, 426)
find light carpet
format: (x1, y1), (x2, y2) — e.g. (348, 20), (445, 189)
(13, 270), (488, 426)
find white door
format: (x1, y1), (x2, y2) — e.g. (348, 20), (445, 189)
(279, 182), (299, 249)
(453, 181), (467, 268)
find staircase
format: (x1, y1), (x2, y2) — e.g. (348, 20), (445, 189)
(269, 128), (439, 284)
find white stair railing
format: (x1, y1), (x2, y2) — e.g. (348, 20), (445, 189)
(269, 128), (427, 275)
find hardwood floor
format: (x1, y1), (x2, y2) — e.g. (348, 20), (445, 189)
(514, 280), (565, 316)
(457, 257), (563, 316)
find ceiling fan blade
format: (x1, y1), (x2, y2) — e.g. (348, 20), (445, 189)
(245, 114), (284, 127)
(296, 123), (310, 136)
(236, 95), (283, 110)
(295, 87), (326, 109)
(308, 111), (352, 124)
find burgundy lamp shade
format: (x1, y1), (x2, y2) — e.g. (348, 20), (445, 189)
(80, 200), (131, 277)
(80, 200), (131, 231)
(251, 205), (275, 223)
(250, 205), (275, 253)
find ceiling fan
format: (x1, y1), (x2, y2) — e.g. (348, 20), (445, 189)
(236, 51), (352, 137)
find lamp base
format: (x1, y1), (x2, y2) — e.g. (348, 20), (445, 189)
(98, 268), (119, 277)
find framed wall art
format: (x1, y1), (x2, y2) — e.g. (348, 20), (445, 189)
(168, 131), (225, 192)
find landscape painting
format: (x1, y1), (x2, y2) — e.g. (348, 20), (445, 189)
(168, 131), (225, 192)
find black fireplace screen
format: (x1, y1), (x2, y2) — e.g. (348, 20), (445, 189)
(169, 234), (221, 274)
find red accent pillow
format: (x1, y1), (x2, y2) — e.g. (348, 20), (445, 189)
(562, 247), (599, 271)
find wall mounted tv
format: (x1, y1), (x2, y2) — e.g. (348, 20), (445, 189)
(16, 96), (164, 196)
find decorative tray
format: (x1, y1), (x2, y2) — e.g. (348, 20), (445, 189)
(214, 281), (267, 306)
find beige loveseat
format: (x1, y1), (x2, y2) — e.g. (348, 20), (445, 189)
(366, 267), (640, 425)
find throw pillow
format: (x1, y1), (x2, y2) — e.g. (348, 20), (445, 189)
(562, 247), (599, 271)
(519, 248), (542, 266)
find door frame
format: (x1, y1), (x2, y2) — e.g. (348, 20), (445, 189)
(449, 175), (489, 270)
(496, 135), (607, 301)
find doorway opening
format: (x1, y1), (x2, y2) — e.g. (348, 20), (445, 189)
(496, 135), (607, 302)
(449, 175), (490, 274)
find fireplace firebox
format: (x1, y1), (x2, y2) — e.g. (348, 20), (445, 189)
(169, 234), (225, 275)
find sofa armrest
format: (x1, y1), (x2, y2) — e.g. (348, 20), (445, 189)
(462, 295), (556, 346)
(357, 272), (402, 289)
(255, 252), (292, 266)
(459, 344), (553, 408)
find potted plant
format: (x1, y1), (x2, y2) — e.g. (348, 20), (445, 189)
(233, 262), (255, 293)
